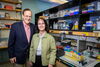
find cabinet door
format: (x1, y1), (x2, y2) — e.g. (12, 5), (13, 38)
(55, 61), (68, 67)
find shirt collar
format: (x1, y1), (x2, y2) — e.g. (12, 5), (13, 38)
(23, 21), (30, 27)
(39, 32), (45, 38)
(37, 32), (47, 38)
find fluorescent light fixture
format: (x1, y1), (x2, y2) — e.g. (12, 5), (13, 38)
(49, 0), (69, 4)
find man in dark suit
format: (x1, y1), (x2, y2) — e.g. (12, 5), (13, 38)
(8, 8), (35, 67)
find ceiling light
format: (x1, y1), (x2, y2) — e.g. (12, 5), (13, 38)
(49, 0), (69, 4)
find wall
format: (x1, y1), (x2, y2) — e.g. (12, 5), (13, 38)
(22, 0), (39, 23)
(36, 0), (59, 12)
(22, 0), (59, 23)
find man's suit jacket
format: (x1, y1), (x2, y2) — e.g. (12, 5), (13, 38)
(8, 21), (35, 64)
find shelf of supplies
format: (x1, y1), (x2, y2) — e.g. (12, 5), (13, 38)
(49, 14), (80, 20)
(49, 30), (99, 37)
(81, 0), (97, 4)
(0, 46), (8, 49)
(0, 28), (10, 30)
(81, 11), (100, 16)
(0, 18), (21, 21)
(0, 0), (22, 4)
(0, 8), (22, 12)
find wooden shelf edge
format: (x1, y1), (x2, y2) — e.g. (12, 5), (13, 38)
(15, 9), (22, 12)
(0, 28), (10, 30)
(0, 8), (22, 12)
(49, 30), (99, 37)
(0, 18), (21, 21)
(0, 46), (8, 49)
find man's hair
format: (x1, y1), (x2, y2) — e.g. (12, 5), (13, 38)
(22, 8), (32, 15)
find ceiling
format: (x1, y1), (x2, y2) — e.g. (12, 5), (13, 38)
(39, 0), (69, 4)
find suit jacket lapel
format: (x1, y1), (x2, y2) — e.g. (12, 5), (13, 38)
(20, 22), (28, 44)
(30, 24), (33, 43)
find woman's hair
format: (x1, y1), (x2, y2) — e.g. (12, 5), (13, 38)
(36, 18), (49, 33)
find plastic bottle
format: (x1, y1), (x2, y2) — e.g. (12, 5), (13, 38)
(91, 17), (97, 31)
(87, 3), (95, 13)
(82, 24), (86, 30)
(96, 18), (100, 30)
(85, 21), (93, 31)
(97, 1), (100, 10)
(92, 21), (96, 30)
(53, 22), (58, 29)
(74, 21), (78, 30)
(53, 22), (55, 29)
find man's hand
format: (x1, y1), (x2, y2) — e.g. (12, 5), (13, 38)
(48, 64), (53, 67)
(10, 57), (16, 63)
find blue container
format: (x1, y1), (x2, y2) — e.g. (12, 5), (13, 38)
(64, 14), (69, 17)
(64, 46), (71, 52)
(85, 26), (93, 31)
(74, 11), (79, 15)
(87, 10), (95, 13)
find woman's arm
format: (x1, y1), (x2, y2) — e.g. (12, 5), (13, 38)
(49, 36), (57, 65)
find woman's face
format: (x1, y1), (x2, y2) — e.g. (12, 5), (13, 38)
(38, 19), (45, 31)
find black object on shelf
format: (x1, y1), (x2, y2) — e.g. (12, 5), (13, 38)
(56, 49), (64, 57)
(94, 62), (100, 67)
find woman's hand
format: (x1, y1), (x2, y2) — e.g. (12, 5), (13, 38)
(48, 64), (53, 67)
(27, 61), (33, 67)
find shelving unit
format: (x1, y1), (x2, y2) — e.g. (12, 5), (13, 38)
(35, 0), (100, 67)
(0, 0), (22, 28)
(35, 0), (100, 37)
(0, 46), (8, 49)
(0, 0), (22, 63)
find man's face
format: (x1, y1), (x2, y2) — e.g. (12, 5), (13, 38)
(22, 11), (32, 24)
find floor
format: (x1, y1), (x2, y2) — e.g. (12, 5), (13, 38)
(0, 62), (14, 67)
